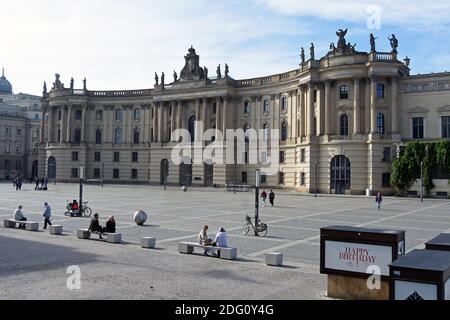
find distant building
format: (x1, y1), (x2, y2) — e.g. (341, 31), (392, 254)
(0, 70), (42, 179)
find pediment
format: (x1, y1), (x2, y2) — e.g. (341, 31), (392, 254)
(407, 106), (429, 114)
(438, 105), (450, 113)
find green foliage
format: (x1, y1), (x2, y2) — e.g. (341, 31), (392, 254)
(391, 140), (450, 194)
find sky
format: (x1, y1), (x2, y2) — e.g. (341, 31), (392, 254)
(1, 0), (450, 96)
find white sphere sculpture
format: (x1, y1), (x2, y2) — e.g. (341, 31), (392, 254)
(134, 210), (148, 226)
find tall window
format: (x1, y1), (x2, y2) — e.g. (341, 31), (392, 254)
(132, 152), (138, 162)
(244, 123), (251, 143)
(94, 152), (101, 162)
(412, 117), (424, 139)
(278, 172), (285, 185)
(113, 169), (120, 179)
(377, 113), (385, 135)
(442, 116), (450, 138)
(279, 151), (285, 163)
(113, 152), (120, 162)
(134, 109), (141, 122)
(300, 172), (306, 186)
(72, 152), (78, 161)
(376, 84), (385, 99)
(115, 109), (122, 122)
(300, 149), (306, 163)
(74, 129), (81, 144)
(244, 101), (251, 114)
(71, 168), (79, 178)
(242, 172), (248, 183)
(281, 97), (288, 112)
(340, 114), (349, 136)
(94, 168), (101, 179)
(75, 110), (82, 120)
(263, 99), (270, 113)
(114, 128), (122, 144)
(281, 121), (288, 141)
(131, 169), (138, 179)
(340, 85), (349, 99)
(133, 128), (140, 144)
(95, 129), (102, 145)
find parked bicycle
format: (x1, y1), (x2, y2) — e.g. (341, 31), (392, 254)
(64, 200), (92, 218)
(242, 215), (268, 237)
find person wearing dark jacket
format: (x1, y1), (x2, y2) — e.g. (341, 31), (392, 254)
(105, 216), (116, 233)
(88, 213), (105, 239)
(269, 190), (275, 207)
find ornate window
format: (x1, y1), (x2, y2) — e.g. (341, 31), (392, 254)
(263, 99), (270, 113)
(442, 116), (450, 138)
(114, 128), (122, 144)
(377, 113), (385, 135)
(74, 129), (81, 144)
(340, 114), (349, 136)
(339, 85), (349, 99)
(134, 109), (141, 122)
(281, 97), (288, 112)
(263, 124), (270, 141)
(115, 109), (122, 122)
(412, 117), (424, 139)
(376, 84), (385, 99)
(244, 101), (251, 114)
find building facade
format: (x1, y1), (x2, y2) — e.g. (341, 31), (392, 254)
(40, 30), (450, 195)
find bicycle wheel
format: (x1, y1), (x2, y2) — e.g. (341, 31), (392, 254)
(242, 223), (252, 236)
(258, 224), (268, 237)
(84, 207), (92, 217)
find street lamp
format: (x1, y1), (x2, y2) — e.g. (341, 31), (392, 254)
(101, 161), (104, 188)
(315, 161), (318, 198)
(255, 169), (260, 236)
(79, 165), (85, 208)
(420, 161), (424, 203)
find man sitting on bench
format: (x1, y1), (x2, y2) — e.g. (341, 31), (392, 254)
(14, 205), (27, 229)
(88, 213), (105, 239)
(212, 228), (228, 258)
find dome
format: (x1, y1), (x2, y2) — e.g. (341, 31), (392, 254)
(0, 68), (13, 95)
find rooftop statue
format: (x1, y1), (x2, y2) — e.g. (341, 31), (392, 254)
(179, 46), (205, 81)
(327, 28), (359, 56)
(310, 43), (315, 60)
(173, 70), (178, 82)
(53, 73), (64, 90)
(336, 28), (348, 50)
(155, 72), (159, 86)
(43, 81), (47, 95)
(370, 33), (377, 52)
(161, 72), (165, 86)
(389, 34), (399, 53)
(70, 77), (74, 90)
(300, 47), (305, 65)
(217, 64), (222, 79)
(204, 66), (208, 80)
(225, 63), (229, 78)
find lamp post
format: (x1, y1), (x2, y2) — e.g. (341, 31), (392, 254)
(420, 161), (424, 203)
(79, 165), (84, 209)
(101, 161), (104, 188)
(315, 161), (318, 198)
(255, 169), (260, 236)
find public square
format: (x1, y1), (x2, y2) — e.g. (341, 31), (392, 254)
(1, 182), (450, 300)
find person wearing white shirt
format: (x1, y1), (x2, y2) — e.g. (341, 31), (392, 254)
(213, 228), (228, 258)
(14, 205), (27, 229)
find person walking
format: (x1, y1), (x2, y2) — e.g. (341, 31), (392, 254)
(35, 176), (39, 190)
(14, 205), (27, 229)
(42, 202), (52, 229)
(261, 190), (267, 207)
(269, 190), (275, 207)
(375, 192), (383, 210)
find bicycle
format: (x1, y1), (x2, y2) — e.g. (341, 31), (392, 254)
(65, 201), (92, 218)
(242, 215), (268, 237)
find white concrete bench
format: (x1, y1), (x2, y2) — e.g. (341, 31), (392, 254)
(4, 219), (39, 231)
(140, 237), (156, 249)
(76, 229), (121, 244)
(178, 242), (237, 260)
(49, 225), (63, 235)
(265, 252), (283, 266)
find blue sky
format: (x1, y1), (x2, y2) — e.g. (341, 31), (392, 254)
(1, 0), (449, 95)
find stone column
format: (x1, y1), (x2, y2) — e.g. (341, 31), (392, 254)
(60, 106), (67, 143)
(47, 107), (55, 143)
(216, 97), (221, 139)
(324, 81), (331, 135)
(202, 97), (208, 131)
(81, 105), (87, 142)
(170, 102), (176, 142)
(222, 97), (228, 140)
(177, 100), (183, 130)
(370, 78), (377, 134)
(307, 83), (315, 136)
(158, 103), (163, 143)
(40, 108), (46, 144)
(353, 77), (361, 134)
(67, 105), (73, 142)
(103, 107), (109, 143)
(152, 104), (157, 142)
(288, 91), (293, 140)
(391, 77), (399, 134)
(195, 98), (201, 142)
(298, 87), (304, 137)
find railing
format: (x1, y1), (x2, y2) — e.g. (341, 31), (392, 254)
(89, 89), (151, 97)
(237, 69), (298, 88)
(329, 135), (350, 142)
(372, 52), (396, 62)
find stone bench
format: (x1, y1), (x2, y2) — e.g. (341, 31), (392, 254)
(4, 219), (39, 231)
(49, 225), (63, 235)
(140, 237), (156, 249)
(265, 252), (283, 266)
(178, 242), (237, 260)
(76, 229), (121, 244)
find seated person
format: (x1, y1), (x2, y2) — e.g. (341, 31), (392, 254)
(105, 216), (116, 233)
(88, 213), (105, 239)
(198, 225), (213, 255)
(14, 205), (27, 229)
(213, 228), (228, 258)
(70, 200), (79, 212)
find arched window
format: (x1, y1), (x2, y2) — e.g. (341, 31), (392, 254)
(133, 128), (140, 144)
(263, 124), (270, 142)
(74, 129), (81, 144)
(95, 129), (102, 145)
(340, 114), (349, 136)
(377, 113), (385, 135)
(281, 121), (288, 141)
(114, 128), (122, 144)
(244, 101), (251, 114)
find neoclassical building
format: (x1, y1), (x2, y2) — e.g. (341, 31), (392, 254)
(40, 30), (450, 195)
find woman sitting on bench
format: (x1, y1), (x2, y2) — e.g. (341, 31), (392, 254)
(105, 216), (116, 233)
(198, 225), (213, 256)
(88, 213), (106, 239)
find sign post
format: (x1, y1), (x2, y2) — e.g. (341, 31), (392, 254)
(255, 169), (260, 236)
